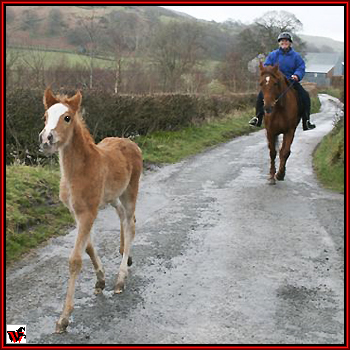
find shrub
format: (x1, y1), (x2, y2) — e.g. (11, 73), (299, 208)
(6, 88), (255, 165)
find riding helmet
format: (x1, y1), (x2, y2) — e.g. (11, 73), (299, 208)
(277, 32), (293, 43)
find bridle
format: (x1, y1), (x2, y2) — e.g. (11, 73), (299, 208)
(262, 74), (296, 109)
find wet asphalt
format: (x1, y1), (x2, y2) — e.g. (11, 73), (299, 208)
(6, 94), (344, 345)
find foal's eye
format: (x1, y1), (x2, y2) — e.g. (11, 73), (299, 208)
(64, 115), (71, 123)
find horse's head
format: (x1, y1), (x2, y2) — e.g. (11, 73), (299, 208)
(259, 63), (284, 115)
(39, 88), (82, 154)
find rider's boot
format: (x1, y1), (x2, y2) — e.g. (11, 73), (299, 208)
(302, 113), (316, 131)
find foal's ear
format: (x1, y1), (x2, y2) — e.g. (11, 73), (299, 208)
(43, 88), (59, 110)
(259, 61), (264, 71)
(67, 91), (82, 112)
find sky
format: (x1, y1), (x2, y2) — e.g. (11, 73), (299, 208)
(161, 5), (345, 42)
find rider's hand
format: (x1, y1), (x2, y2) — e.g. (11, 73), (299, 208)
(291, 75), (299, 81)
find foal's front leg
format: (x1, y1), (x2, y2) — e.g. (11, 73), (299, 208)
(56, 210), (96, 333)
(86, 236), (105, 294)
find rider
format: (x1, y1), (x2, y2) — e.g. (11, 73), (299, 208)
(249, 32), (316, 131)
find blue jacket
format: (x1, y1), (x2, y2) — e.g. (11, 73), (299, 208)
(264, 47), (305, 81)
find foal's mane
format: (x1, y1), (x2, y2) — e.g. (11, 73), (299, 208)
(56, 93), (95, 145)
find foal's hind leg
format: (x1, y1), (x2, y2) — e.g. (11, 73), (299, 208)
(86, 235), (105, 294)
(56, 209), (97, 333)
(276, 130), (295, 181)
(267, 133), (278, 185)
(112, 199), (133, 267)
(114, 192), (137, 294)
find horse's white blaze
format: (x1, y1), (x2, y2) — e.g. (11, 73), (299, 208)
(265, 76), (270, 85)
(46, 103), (68, 131)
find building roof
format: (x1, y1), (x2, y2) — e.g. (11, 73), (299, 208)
(305, 52), (340, 73)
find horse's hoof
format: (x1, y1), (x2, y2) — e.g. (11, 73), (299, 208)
(55, 318), (69, 334)
(276, 173), (285, 181)
(268, 178), (276, 185)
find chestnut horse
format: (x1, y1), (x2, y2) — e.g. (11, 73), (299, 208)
(39, 88), (143, 333)
(259, 62), (300, 184)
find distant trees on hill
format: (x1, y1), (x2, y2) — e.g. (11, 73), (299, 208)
(6, 7), (310, 94)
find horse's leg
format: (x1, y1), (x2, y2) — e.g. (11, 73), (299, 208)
(114, 187), (138, 294)
(56, 209), (97, 333)
(267, 132), (277, 185)
(85, 235), (105, 294)
(276, 130), (295, 181)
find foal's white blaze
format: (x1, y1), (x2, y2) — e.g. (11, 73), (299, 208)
(265, 76), (270, 85)
(46, 103), (69, 131)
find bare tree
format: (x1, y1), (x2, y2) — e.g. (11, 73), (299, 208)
(47, 8), (65, 36)
(255, 10), (303, 53)
(21, 48), (46, 88)
(216, 50), (256, 92)
(6, 49), (21, 88)
(76, 9), (103, 89)
(149, 20), (204, 92)
(237, 10), (305, 58)
(104, 11), (140, 94)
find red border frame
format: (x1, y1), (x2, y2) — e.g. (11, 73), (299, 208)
(1, 1), (348, 349)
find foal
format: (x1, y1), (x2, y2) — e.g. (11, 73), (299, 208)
(39, 88), (143, 333)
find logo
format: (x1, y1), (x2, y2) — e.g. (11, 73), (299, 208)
(6, 325), (27, 344)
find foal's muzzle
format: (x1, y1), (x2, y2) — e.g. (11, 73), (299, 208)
(39, 130), (56, 154)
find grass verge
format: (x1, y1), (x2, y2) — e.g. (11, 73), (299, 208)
(136, 108), (255, 164)
(6, 165), (74, 265)
(313, 117), (344, 193)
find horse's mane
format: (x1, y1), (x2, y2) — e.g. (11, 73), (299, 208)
(56, 94), (95, 145)
(261, 66), (289, 86)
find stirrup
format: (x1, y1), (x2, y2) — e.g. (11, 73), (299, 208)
(249, 117), (259, 126)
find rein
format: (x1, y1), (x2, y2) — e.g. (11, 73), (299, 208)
(275, 79), (295, 103)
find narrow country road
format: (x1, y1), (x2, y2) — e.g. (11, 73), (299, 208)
(6, 94), (344, 345)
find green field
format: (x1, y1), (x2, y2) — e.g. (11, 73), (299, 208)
(7, 47), (220, 73)
(8, 47), (116, 69)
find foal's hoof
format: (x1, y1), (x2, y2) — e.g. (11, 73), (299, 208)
(55, 318), (69, 334)
(114, 279), (126, 294)
(114, 285), (124, 294)
(94, 280), (105, 294)
(94, 287), (104, 295)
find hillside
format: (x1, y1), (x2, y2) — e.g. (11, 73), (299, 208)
(299, 34), (344, 53)
(6, 5), (343, 54)
(6, 5), (194, 50)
